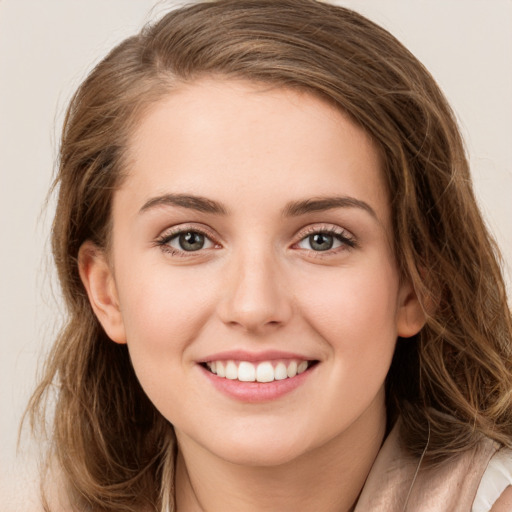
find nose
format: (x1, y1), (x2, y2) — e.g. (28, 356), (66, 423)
(217, 250), (293, 335)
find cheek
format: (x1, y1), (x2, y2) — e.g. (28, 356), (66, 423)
(113, 264), (218, 416)
(295, 260), (400, 354)
(115, 260), (218, 354)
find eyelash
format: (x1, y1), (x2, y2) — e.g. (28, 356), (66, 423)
(155, 225), (219, 257)
(154, 224), (357, 258)
(294, 226), (357, 255)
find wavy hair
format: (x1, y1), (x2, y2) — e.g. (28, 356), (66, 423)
(28, 1), (512, 510)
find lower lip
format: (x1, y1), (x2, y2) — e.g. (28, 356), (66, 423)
(200, 364), (317, 403)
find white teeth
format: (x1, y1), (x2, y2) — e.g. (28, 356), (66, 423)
(204, 359), (314, 382)
(274, 362), (288, 380)
(287, 361), (297, 378)
(297, 361), (308, 374)
(238, 361), (256, 382)
(216, 361), (226, 377)
(225, 361), (238, 380)
(256, 362), (274, 383)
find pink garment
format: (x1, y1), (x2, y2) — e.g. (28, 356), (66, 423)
(355, 422), (499, 512)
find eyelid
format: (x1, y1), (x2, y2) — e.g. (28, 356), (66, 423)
(154, 223), (221, 254)
(292, 224), (357, 252)
(158, 222), (219, 240)
(153, 222), (356, 257)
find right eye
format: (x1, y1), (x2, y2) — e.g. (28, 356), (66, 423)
(156, 228), (217, 255)
(169, 231), (214, 251)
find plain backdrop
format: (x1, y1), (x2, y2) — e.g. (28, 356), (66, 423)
(1, 0), (511, 508)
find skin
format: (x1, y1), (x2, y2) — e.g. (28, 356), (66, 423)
(79, 79), (425, 511)
(491, 486), (512, 511)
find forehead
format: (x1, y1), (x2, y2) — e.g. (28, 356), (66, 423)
(118, 78), (389, 224)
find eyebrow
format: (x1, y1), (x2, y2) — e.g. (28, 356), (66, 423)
(139, 194), (228, 215)
(139, 193), (376, 219)
(282, 196), (377, 219)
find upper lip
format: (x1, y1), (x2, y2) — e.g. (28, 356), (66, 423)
(198, 349), (316, 363)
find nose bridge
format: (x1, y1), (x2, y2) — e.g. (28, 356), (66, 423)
(218, 241), (292, 332)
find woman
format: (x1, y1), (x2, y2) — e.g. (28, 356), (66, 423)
(28, 1), (512, 510)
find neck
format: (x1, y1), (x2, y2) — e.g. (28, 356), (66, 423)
(174, 396), (386, 512)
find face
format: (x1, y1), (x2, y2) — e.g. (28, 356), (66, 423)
(80, 79), (424, 467)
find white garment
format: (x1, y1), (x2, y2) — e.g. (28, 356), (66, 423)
(472, 448), (512, 512)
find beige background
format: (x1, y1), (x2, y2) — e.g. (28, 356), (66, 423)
(1, 0), (511, 508)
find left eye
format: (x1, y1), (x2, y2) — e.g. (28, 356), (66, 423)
(167, 231), (215, 252)
(297, 232), (350, 252)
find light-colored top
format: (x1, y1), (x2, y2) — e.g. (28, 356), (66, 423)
(4, 424), (512, 511)
(355, 422), (512, 512)
(473, 448), (512, 512)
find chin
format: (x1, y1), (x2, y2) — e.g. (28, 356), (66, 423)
(213, 436), (309, 467)
(178, 418), (316, 468)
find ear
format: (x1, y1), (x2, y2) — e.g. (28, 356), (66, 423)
(78, 240), (127, 344)
(396, 279), (426, 338)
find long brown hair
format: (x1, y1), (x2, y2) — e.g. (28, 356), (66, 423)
(29, 1), (512, 510)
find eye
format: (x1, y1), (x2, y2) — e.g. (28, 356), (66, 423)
(299, 232), (337, 251)
(296, 228), (356, 252)
(156, 228), (216, 254)
(170, 231), (213, 251)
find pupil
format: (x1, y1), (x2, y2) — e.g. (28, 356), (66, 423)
(179, 232), (204, 251)
(310, 233), (333, 251)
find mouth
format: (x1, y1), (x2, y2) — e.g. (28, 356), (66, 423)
(200, 359), (319, 383)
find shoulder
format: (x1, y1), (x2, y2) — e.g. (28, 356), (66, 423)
(490, 486), (512, 512)
(356, 423), (500, 511)
(473, 447), (512, 512)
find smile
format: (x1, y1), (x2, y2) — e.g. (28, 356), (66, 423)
(202, 359), (317, 383)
